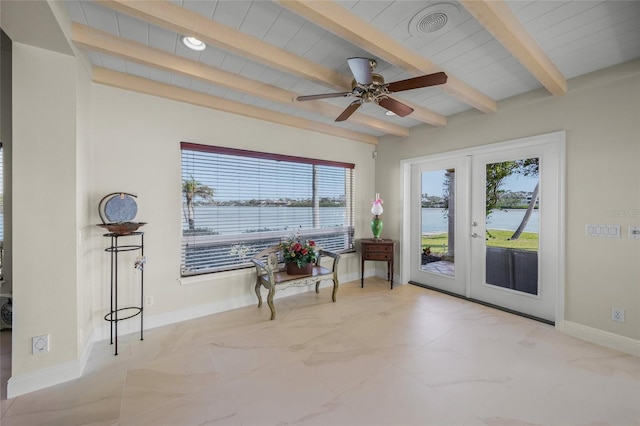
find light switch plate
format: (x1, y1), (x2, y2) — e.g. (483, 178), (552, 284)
(585, 224), (620, 238)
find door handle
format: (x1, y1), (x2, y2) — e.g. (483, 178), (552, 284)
(471, 233), (480, 238)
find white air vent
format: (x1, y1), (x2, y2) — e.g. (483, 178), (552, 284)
(409, 3), (460, 37)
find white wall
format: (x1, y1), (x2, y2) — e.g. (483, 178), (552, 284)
(75, 53), (94, 357)
(89, 84), (377, 334)
(376, 60), (640, 346)
(11, 43), (79, 376)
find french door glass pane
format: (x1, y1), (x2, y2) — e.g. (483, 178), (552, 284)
(421, 169), (455, 277)
(485, 158), (539, 294)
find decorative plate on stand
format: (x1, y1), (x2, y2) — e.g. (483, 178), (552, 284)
(97, 192), (146, 235)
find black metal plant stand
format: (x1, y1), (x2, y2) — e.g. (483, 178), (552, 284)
(103, 231), (144, 355)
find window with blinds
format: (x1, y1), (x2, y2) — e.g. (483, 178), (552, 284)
(180, 142), (355, 276)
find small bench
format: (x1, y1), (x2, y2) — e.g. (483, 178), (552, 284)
(251, 245), (341, 320)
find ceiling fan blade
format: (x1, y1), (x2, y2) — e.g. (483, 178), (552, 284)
(386, 72), (448, 93)
(347, 57), (373, 85)
(335, 101), (361, 122)
(378, 97), (414, 117)
(296, 92), (351, 101)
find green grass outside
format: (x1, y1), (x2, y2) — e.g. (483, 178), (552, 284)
(422, 229), (538, 254)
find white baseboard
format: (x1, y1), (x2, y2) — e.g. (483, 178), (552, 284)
(558, 320), (640, 357)
(7, 331), (95, 398)
(6, 272), (374, 397)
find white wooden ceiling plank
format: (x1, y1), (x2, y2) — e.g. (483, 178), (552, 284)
(256, 67), (286, 86)
(148, 68), (173, 85)
(368, 1), (420, 33)
(189, 79), (211, 95)
(212, 0), (252, 30)
(219, 53), (250, 76)
(181, 0), (218, 20)
(442, 38), (507, 76)
(546, 17), (640, 58)
(124, 60), (150, 79)
(238, 61), (268, 81)
(554, 35), (640, 79)
(549, 27), (640, 78)
(81, 1), (119, 34)
(405, 14), (481, 58)
(198, 44), (228, 69)
(239, 1), (282, 39)
(284, 21), (329, 56)
(115, 12), (149, 45)
(169, 73), (193, 90)
(86, 50), (104, 68)
(519, 1), (603, 35)
(207, 86), (229, 98)
(337, 0), (393, 22)
(262, 9), (307, 49)
(511, 0), (568, 25)
(506, 1), (533, 14)
(535, 2), (639, 48)
(97, 52), (127, 73)
(301, 34), (341, 64)
(147, 24), (176, 52)
(66, 1), (88, 24)
(429, 29), (494, 66)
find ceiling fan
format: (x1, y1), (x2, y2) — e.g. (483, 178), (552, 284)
(296, 57), (448, 122)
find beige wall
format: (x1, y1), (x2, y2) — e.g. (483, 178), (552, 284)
(375, 60), (640, 342)
(89, 84), (376, 334)
(12, 43), (79, 375)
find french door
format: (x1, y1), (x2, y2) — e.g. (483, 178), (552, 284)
(408, 133), (564, 322)
(410, 156), (470, 296)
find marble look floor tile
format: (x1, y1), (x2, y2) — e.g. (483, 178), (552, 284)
(2, 279), (638, 426)
(337, 363), (473, 425)
(2, 363), (126, 426)
(119, 381), (239, 426)
(119, 345), (221, 419)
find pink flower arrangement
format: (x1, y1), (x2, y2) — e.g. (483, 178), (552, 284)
(281, 235), (318, 267)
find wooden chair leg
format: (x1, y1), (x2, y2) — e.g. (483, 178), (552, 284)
(255, 279), (263, 307)
(267, 285), (276, 320)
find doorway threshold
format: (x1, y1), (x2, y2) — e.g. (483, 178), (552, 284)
(408, 281), (554, 326)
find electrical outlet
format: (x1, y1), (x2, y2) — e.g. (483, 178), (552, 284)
(611, 308), (625, 323)
(145, 296), (154, 306)
(32, 335), (50, 354)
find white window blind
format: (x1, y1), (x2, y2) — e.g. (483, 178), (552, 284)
(180, 142), (355, 276)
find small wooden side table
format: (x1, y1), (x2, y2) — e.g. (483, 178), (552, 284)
(361, 239), (396, 289)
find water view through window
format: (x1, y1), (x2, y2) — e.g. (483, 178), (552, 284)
(485, 158), (540, 295)
(420, 160), (539, 284)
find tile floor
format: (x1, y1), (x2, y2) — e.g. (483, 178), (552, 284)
(1, 278), (639, 425)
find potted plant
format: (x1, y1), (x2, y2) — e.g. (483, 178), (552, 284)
(281, 231), (317, 275)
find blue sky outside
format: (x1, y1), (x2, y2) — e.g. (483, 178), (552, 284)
(421, 167), (538, 197)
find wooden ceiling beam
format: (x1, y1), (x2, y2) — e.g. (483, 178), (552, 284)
(97, 0), (350, 91)
(459, 0), (567, 96)
(72, 23), (408, 137)
(277, 0), (497, 113)
(92, 68), (378, 145)
(97, 0), (446, 127)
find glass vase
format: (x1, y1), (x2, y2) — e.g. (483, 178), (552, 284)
(371, 216), (383, 239)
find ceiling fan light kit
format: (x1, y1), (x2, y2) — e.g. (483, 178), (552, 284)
(296, 57), (447, 122)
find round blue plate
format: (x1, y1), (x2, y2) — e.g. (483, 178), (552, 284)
(104, 194), (138, 223)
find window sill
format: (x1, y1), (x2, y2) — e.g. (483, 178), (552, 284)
(179, 267), (253, 286)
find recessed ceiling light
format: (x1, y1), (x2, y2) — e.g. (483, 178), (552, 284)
(181, 35), (206, 51)
(386, 111), (397, 116)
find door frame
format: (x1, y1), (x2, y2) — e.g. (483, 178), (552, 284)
(400, 131), (566, 325)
